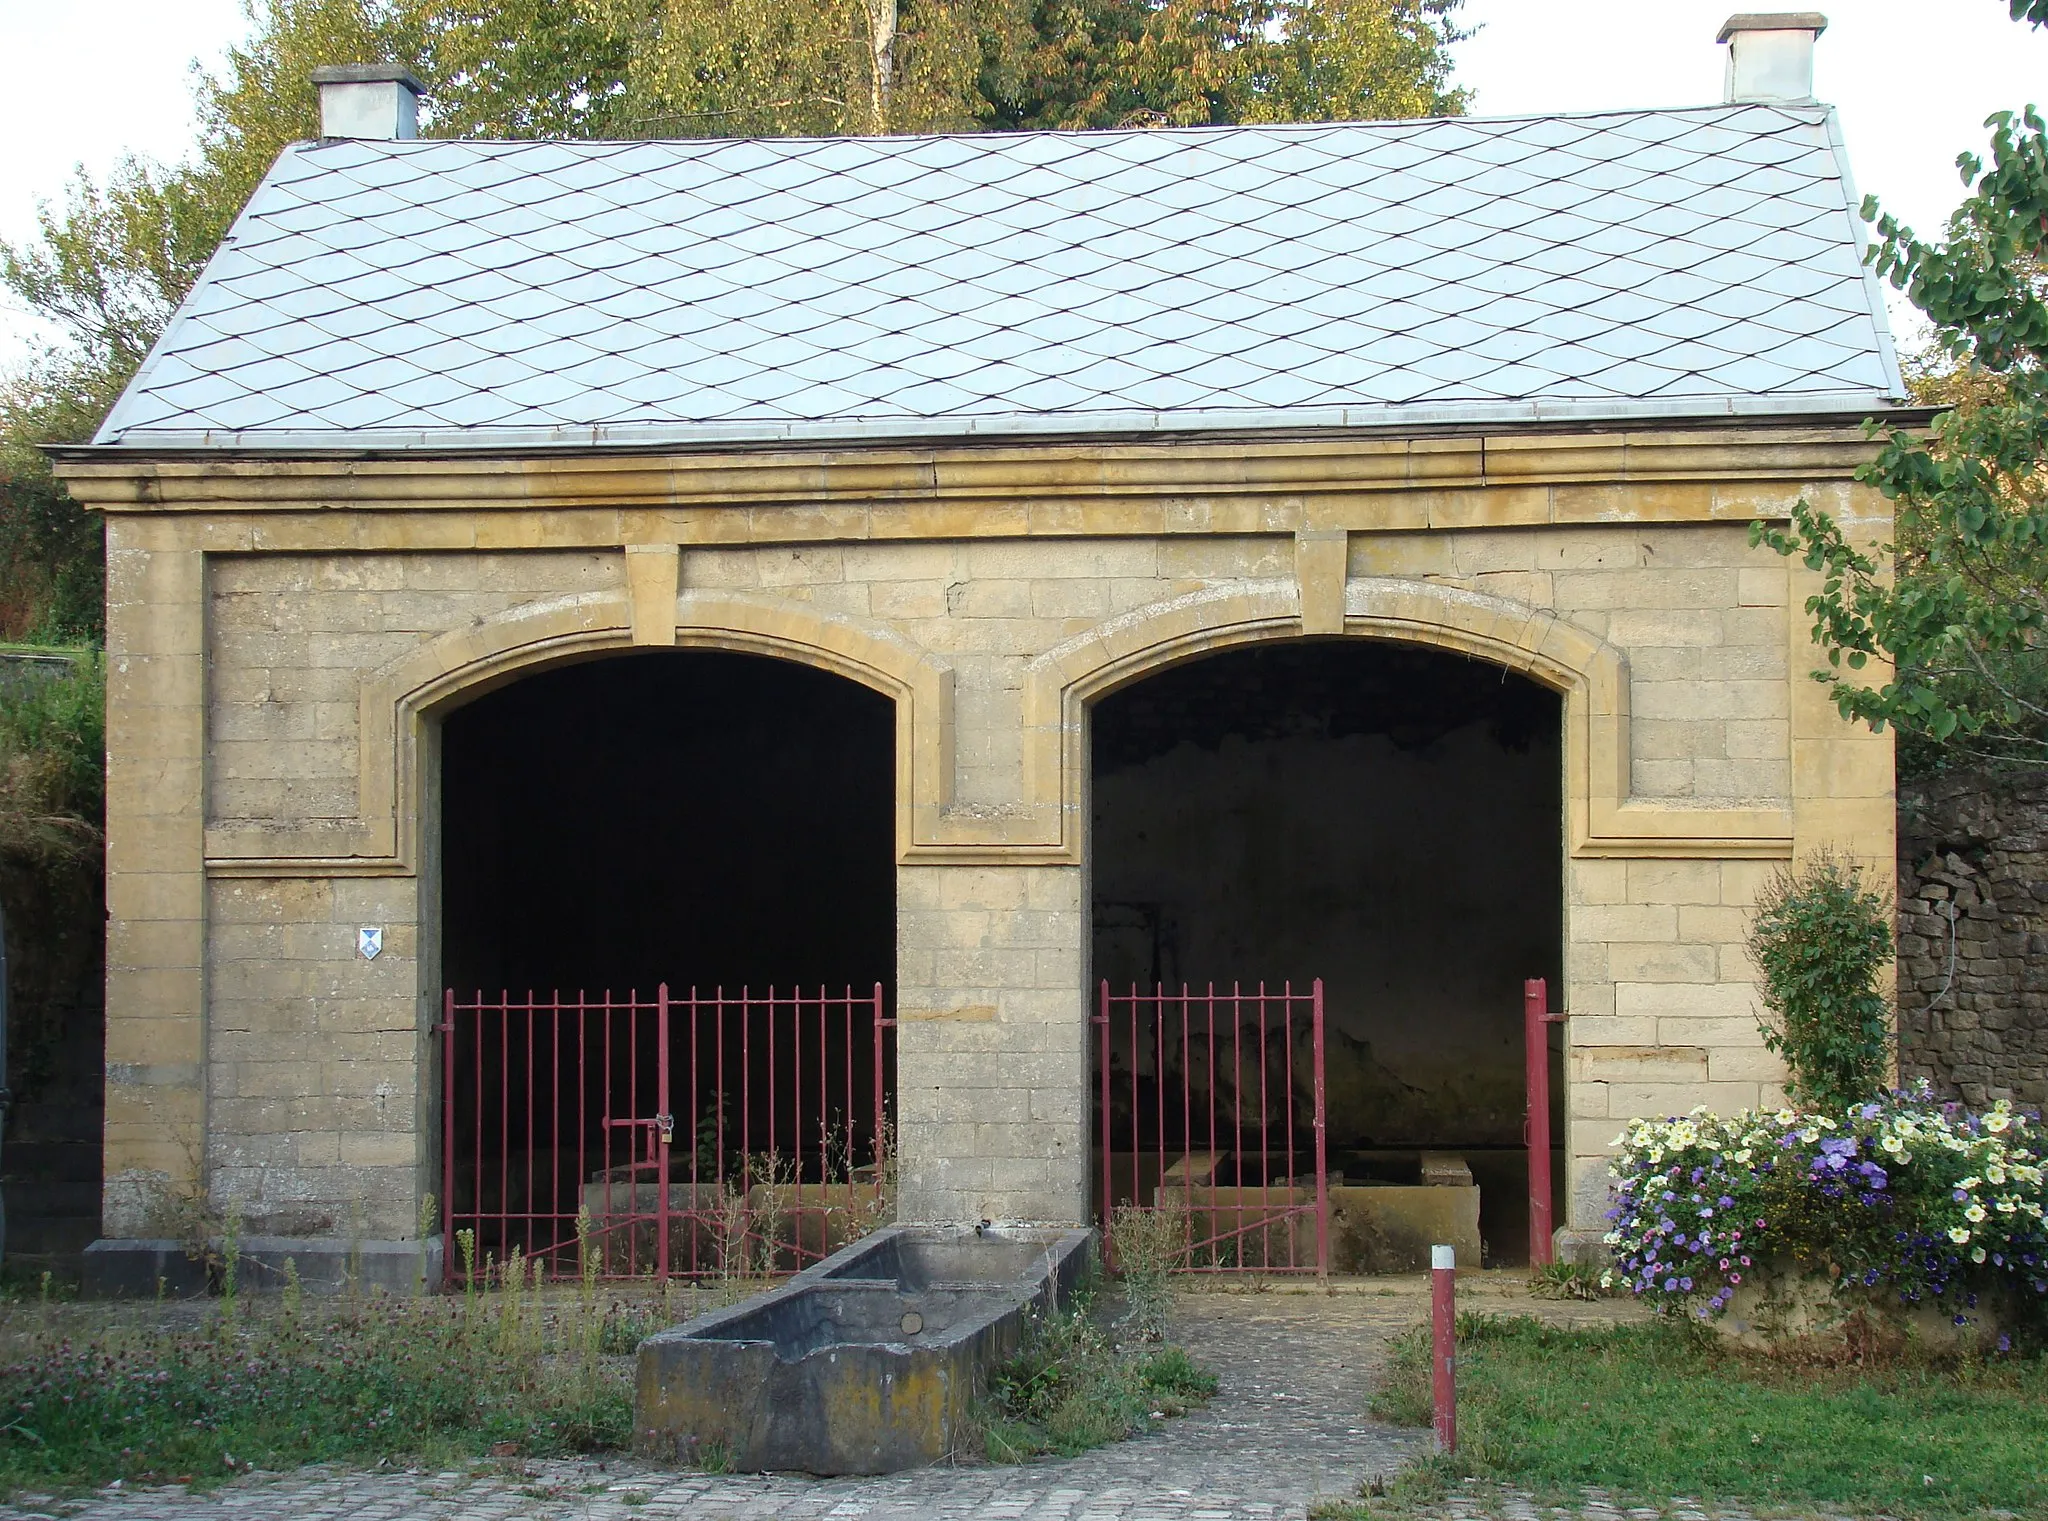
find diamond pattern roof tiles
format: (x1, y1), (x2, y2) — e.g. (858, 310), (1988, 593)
(93, 103), (1905, 452)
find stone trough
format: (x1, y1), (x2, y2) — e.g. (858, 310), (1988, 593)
(635, 1223), (1094, 1474)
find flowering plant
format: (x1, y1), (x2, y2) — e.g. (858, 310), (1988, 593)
(1601, 1086), (2047, 1330)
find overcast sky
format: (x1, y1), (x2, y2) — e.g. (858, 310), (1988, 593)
(4, 0), (2047, 369)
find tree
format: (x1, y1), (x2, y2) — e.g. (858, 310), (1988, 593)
(585, 0), (1025, 136)
(1752, 1), (2048, 770)
(996, 0), (1470, 131)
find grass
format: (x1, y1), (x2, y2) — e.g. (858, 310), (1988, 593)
(0, 1274), (661, 1497)
(1327, 1314), (2048, 1521)
(979, 1287), (1218, 1462)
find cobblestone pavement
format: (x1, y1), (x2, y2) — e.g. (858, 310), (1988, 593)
(0, 1278), (1642, 1521)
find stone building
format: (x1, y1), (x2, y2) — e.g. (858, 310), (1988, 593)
(55, 16), (1907, 1282)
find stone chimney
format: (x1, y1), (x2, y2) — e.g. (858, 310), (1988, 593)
(1718, 14), (1827, 104)
(312, 64), (423, 140)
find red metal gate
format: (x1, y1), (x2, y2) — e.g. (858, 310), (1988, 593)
(1095, 980), (1327, 1275)
(439, 984), (893, 1283)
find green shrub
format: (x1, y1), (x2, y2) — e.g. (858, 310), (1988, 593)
(1746, 854), (1894, 1113)
(0, 652), (103, 864)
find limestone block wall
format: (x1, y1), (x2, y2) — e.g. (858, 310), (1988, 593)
(65, 428), (1898, 1249)
(895, 864), (1087, 1223)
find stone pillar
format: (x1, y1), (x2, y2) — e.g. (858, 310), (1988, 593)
(1788, 485), (1897, 869)
(98, 523), (208, 1239)
(894, 862), (1089, 1224)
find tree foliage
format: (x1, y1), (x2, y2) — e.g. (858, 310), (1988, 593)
(1746, 855), (1896, 1116)
(588, 0), (1466, 139)
(1752, 3), (2048, 770)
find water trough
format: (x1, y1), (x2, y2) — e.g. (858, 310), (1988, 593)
(635, 1223), (1094, 1474)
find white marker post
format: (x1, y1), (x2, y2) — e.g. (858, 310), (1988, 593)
(1431, 1243), (1456, 1453)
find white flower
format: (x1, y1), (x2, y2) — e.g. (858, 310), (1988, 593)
(1971, 1246), (1988, 1264)
(1948, 1226), (1972, 1244)
(1984, 1111), (2010, 1134)
(1964, 1204), (1987, 1224)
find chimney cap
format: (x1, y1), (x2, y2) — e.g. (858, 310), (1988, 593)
(1717, 13), (1827, 44)
(311, 63), (424, 93)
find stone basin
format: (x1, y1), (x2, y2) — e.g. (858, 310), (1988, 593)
(635, 1223), (1094, 1474)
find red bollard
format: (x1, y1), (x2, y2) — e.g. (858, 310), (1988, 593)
(1524, 978), (1567, 1268)
(1431, 1243), (1456, 1454)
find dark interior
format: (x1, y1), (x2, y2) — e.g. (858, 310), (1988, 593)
(1089, 638), (1565, 1264)
(436, 652), (898, 1265)
(440, 651), (895, 995)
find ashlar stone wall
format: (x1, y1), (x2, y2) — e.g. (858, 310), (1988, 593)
(64, 427), (1897, 1255)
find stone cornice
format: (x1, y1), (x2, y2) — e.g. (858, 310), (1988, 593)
(54, 424), (1888, 517)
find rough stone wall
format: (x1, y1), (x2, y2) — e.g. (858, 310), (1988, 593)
(1897, 770), (2048, 1110)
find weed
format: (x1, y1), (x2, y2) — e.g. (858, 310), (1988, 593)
(979, 1286), (1216, 1462)
(599, 1301), (662, 1356)
(712, 1187), (751, 1306)
(747, 1152), (791, 1277)
(217, 1208), (241, 1328)
(1524, 1260), (1614, 1302)
(1310, 1454), (1465, 1520)
(0, 1288), (632, 1496)
(1108, 1203), (1183, 1342)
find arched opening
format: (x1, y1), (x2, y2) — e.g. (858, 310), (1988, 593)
(1089, 638), (1563, 1267)
(436, 650), (896, 1277)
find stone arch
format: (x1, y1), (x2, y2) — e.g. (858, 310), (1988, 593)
(391, 588), (953, 869)
(204, 586), (955, 874)
(1021, 577), (1666, 859)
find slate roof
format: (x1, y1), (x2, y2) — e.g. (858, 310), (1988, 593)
(93, 103), (1906, 453)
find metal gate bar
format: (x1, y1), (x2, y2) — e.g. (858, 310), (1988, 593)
(440, 983), (892, 1283)
(1095, 980), (1327, 1275)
